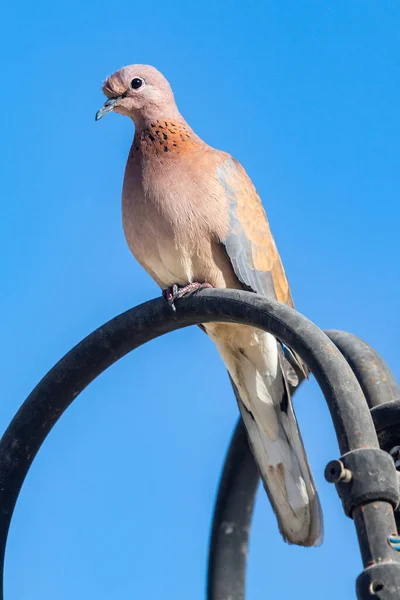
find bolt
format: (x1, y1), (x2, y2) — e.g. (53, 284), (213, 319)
(324, 459), (352, 484)
(370, 580), (384, 595)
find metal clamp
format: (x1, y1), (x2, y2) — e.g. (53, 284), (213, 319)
(325, 449), (399, 517)
(356, 563), (400, 599)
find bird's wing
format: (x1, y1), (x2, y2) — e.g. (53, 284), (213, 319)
(216, 155), (294, 302)
(216, 155), (307, 378)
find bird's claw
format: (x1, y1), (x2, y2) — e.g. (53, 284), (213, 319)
(388, 535), (400, 551)
(162, 284), (180, 312)
(162, 282), (213, 312)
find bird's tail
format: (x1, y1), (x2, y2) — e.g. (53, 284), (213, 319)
(214, 329), (323, 546)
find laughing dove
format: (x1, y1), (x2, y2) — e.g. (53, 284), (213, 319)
(96, 64), (323, 546)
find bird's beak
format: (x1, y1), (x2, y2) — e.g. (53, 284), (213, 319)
(95, 96), (122, 121)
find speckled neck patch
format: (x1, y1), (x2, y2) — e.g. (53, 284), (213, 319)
(133, 120), (197, 155)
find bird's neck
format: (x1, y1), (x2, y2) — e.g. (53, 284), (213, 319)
(131, 119), (202, 158)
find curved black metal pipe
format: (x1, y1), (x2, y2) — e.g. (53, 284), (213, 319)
(326, 330), (400, 409)
(206, 418), (256, 600)
(0, 290), (397, 599)
(207, 329), (400, 600)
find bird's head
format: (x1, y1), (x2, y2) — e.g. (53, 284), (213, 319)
(96, 64), (179, 124)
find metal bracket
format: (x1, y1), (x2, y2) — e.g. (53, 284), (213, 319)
(356, 563), (400, 599)
(325, 449), (399, 517)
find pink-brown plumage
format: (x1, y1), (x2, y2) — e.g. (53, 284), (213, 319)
(97, 64), (323, 546)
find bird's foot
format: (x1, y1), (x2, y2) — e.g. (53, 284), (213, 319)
(162, 282), (213, 312)
(389, 535), (400, 551)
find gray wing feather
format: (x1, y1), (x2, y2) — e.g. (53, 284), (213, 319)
(217, 157), (277, 298)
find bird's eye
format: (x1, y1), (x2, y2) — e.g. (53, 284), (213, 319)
(131, 77), (144, 90)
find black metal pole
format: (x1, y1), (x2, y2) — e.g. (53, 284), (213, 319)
(207, 329), (400, 600)
(206, 417), (256, 600)
(0, 290), (398, 599)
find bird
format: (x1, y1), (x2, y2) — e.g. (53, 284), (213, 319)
(96, 64), (323, 546)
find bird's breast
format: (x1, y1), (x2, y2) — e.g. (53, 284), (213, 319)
(122, 145), (234, 289)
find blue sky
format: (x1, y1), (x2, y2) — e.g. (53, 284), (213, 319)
(1, 1), (399, 598)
